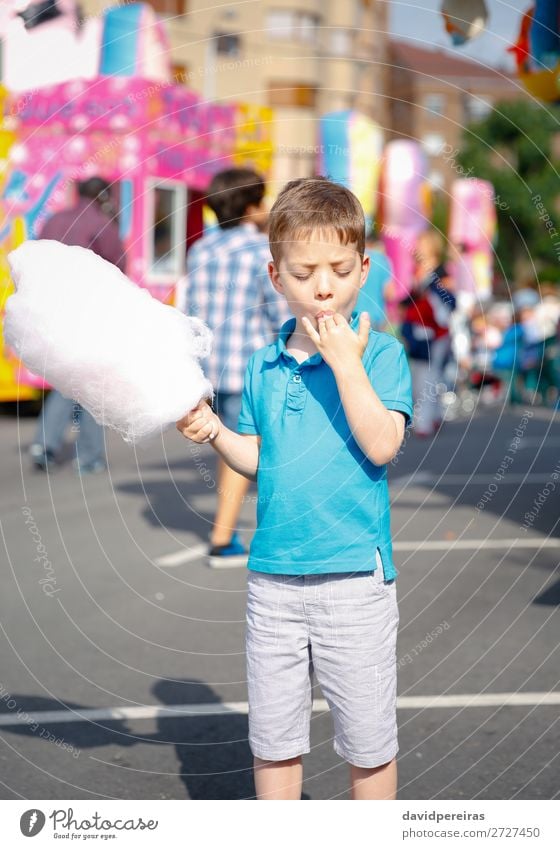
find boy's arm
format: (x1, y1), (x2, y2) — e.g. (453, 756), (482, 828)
(302, 312), (406, 466)
(176, 401), (260, 480)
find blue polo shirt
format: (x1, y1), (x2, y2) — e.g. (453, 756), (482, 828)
(237, 315), (413, 579)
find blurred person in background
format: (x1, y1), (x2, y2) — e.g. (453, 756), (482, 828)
(521, 284), (560, 405)
(400, 229), (456, 436)
(29, 177), (125, 474)
(491, 289), (540, 405)
(179, 168), (290, 568)
(354, 227), (394, 331)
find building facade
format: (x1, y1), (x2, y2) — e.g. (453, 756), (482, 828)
(388, 40), (527, 191)
(80, 0), (390, 189)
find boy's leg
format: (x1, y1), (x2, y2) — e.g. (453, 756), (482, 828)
(211, 458), (251, 546)
(246, 572), (312, 799)
(309, 560), (399, 798)
(254, 756), (303, 800)
(349, 757), (397, 800)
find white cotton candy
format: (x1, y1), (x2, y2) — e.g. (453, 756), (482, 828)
(4, 240), (213, 443)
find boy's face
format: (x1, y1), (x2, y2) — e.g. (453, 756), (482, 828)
(268, 231), (369, 329)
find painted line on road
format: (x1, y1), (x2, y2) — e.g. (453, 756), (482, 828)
(392, 473), (559, 486)
(507, 438), (560, 448)
(154, 544), (207, 567)
(155, 537), (559, 567)
(1, 693), (559, 726)
(393, 538), (560, 551)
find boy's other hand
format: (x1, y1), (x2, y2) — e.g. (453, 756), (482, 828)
(176, 400), (221, 444)
(302, 311), (370, 372)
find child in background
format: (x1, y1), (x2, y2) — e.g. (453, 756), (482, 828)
(400, 229), (455, 437)
(354, 227), (394, 331)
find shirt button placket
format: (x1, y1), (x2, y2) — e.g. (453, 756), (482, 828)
(286, 368), (305, 414)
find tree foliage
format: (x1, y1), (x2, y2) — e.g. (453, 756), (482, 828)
(456, 99), (560, 282)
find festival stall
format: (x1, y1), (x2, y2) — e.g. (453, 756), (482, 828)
(0, 3), (273, 399)
(377, 140), (432, 301)
(318, 110), (383, 230)
(448, 178), (497, 302)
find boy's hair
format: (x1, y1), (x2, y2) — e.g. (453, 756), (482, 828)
(268, 177), (365, 263)
(206, 168), (265, 229)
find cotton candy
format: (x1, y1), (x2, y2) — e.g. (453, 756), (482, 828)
(4, 240), (213, 442)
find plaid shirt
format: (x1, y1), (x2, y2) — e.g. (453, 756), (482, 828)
(180, 223), (291, 393)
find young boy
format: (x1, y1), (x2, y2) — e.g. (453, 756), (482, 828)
(177, 177), (413, 800)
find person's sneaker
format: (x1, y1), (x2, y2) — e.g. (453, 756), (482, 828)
(29, 445), (56, 471)
(208, 532), (248, 569)
(73, 459), (107, 475)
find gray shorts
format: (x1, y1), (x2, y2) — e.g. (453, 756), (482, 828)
(246, 553), (399, 768)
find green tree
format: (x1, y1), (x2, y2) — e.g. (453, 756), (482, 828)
(457, 99), (560, 282)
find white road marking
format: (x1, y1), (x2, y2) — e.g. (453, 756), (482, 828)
(392, 473), (559, 486)
(156, 537), (559, 566)
(393, 538), (560, 551)
(508, 438), (560, 448)
(1, 693), (558, 726)
(154, 544), (207, 567)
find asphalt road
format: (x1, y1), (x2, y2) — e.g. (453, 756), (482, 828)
(0, 401), (558, 800)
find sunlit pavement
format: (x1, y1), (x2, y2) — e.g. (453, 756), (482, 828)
(0, 402), (558, 799)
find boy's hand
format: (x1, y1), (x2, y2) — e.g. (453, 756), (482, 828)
(176, 400), (221, 444)
(301, 311), (370, 372)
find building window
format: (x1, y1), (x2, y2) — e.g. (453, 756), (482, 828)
(171, 63), (190, 85)
(148, 182), (187, 279)
(268, 82), (317, 108)
(422, 133), (446, 156)
(148, 1), (187, 14)
(213, 32), (241, 57)
(465, 95), (493, 121)
(266, 9), (320, 44)
(428, 170), (445, 190)
(423, 93), (446, 116)
(328, 30), (353, 57)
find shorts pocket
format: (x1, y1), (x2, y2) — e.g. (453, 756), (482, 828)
(367, 567), (390, 596)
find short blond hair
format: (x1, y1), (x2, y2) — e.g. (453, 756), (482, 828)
(268, 177), (365, 264)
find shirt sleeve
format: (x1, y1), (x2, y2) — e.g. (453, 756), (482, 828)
(365, 337), (414, 425)
(237, 355), (259, 435)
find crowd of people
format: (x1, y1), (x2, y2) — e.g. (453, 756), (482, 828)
(27, 169), (560, 507)
(384, 229), (560, 435)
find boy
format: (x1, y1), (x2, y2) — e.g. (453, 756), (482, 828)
(177, 178), (413, 800)
(178, 168), (290, 566)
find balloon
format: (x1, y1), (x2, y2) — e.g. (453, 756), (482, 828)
(441, 0), (489, 46)
(509, 1), (560, 103)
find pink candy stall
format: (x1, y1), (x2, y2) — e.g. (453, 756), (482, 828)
(0, 82), (272, 397)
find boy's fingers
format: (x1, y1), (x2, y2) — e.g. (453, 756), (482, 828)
(358, 311), (371, 344)
(302, 316), (321, 344)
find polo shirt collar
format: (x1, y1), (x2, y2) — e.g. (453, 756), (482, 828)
(264, 311), (361, 365)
